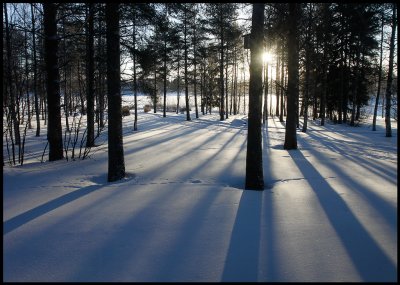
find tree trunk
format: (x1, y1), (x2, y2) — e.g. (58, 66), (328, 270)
(263, 48), (268, 125)
(284, 3), (299, 150)
(385, 3), (396, 137)
(176, 48), (180, 114)
(184, 7), (191, 121)
(372, 12), (384, 131)
(275, 53), (280, 117)
(44, 3), (63, 161)
(98, 17), (105, 130)
(245, 3), (264, 190)
(77, 59), (85, 114)
(163, 4), (168, 118)
(225, 55), (229, 119)
(106, 3), (125, 182)
(279, 44), (284, 122)
(350, 51), (359, 127)
(200, 65), (205, 115)
(86, 3), (95, 147)
(219, 4), (225, 121)
(154, 71), (157, 113)
(302, 6), (311, 133)
(133, 12), (138, 130)
(233, 52), (238, 115)
(4, 3), (21, 148)
(193, 21), (199, 119)
(61, 18), (70, 133)
(24, 25), (32, 130)
(269, 74), (273, 116)
(31, 4), (41, 137)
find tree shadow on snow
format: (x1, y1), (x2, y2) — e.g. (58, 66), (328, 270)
(3, 183), (104, 235)
(221, 125), (275, 281)
(288, 149), (396, 282)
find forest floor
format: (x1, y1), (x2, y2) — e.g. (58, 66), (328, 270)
(3, 103), (397, 282)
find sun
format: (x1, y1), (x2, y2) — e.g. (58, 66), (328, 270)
(262, 51), (274, 63)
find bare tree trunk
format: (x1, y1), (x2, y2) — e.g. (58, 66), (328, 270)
(350, 51), (359, 127)
(44, 3), (63, 161)
(154, 71), (157, 113)
(184, 6), (191, 121)
(372, 12), (384, 131)
(132, 10), (138, 130)
(61, 17), (70, 133)
(163, 3), (168, 118)
(200, 65), (205, 115)
(106, 2), (125, 181)
(219, 4), (225, 121)
(24, 19), (32, 130)
(31, 4), (41, 137)
(98, 17), (105, 130)
(385, 3), (396, 137)
(176, 48), (181, 114)
(284, 3), (299, 150)
(86, 3), (95, 147)
(245, 3), (264, 190)
(279, 43), (284, 122)
(275, 52), (280, 117)
(233, 50), (238, 115)
(4, 3), (21, 149)
(225, 55), (228, 119)
(262, 47), (268, 125)
(193, 20), (199, 119)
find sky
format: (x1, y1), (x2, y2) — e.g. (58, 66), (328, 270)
(3, 94), (397, 282)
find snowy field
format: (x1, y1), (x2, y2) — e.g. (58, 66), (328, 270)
(3, 96), (397, 282)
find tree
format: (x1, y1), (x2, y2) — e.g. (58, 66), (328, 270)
(245, 3), (264, 191)
(204, 3), (237, 121)
(106, 3), (125, 182)
(301, 3), (316, 133)
(4, 3), (21, 165)
(183, 4), (192, 121)
(31, 4), (41, 137)
(86, 3), (95, 147)
(284, 3), (300, 150)
(385, 3), (396, 137)
(318, 3), (331, 127)
(43, 3), (64, 161)
(124, 3), (155, 130)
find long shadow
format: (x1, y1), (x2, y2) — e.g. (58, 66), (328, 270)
(308, 130), (397, 184)
(303, 131), (397, 227)
(221, 190), (263, 281)
(67, 185), (222, 281)
(221, 121), (274, 281)
(289, 150), (396, 282)
(178, 127), (245, 189)
(3, 183), (103, 235)
(145, 186), (224, 281)
(130, 125), (228, 184)
(123, 124), (204, 156)
(130, 117), (246, 189)
(220, 135), (247, 189)
(262, 121), (279, 280)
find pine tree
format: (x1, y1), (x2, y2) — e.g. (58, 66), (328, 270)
(86, 3), (95, 147)
(43, 3), (63, 161)
(385, 3), (396, 137)
(106, 3), (125, 182)
(245, 3), (264, 190)
(284, 3), (300, 150)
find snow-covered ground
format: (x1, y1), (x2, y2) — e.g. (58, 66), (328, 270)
(3, 98), (397, 282)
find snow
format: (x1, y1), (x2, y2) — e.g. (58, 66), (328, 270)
(3, 97), (397, 282)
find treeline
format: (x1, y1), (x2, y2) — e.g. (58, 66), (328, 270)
(3, 4), (397, 182)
